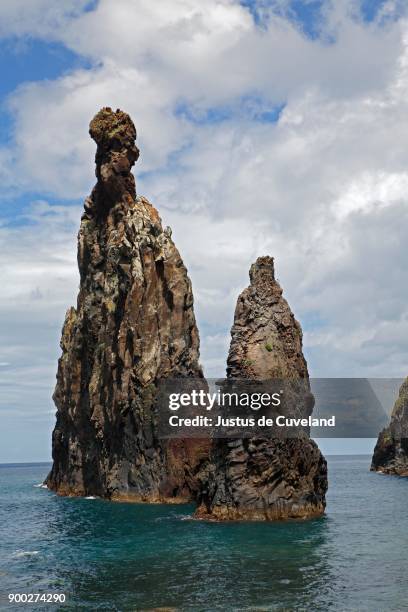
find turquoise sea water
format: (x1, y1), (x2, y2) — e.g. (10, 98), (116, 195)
(0, 455), (407, 611)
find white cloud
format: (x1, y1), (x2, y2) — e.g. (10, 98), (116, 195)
(2, 0), (408, 461)
(2, 0), (405, 197)
(0, 203), (79, 424)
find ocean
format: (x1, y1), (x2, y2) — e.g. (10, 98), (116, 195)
(0, 455), (407, 611)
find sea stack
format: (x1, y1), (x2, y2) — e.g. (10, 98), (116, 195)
(46, 108), (209, 500)
(371, 377), (408, 476)
(196, 256), (328, 520)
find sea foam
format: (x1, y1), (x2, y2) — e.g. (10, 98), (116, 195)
(12, 550), (40, 558)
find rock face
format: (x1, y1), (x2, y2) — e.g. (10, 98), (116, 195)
(196, 256), (328, 520)
(371, 377), (408, 476)
(46, 108), (209, 501)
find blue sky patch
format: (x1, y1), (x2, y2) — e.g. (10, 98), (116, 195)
(0, 193), (83, 225)
(83, 0), (100, 12)
(174, 96), (285, 126)
(0, 39), (92, 101)
(360, 0), (392, 22)
(240, 0), (404, 38)
(175, 102), (232, 125)
(240, 0), (325, 38)
(0, 103), (13, 145)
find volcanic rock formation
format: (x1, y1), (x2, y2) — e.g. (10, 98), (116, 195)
(195, 256), (328, 520)
(371, 377), (408, 476)
(46, 108), (209, 500)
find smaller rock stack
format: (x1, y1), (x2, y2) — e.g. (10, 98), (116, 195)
(371, 377), (408, 476)
(195, 256), (328, 520)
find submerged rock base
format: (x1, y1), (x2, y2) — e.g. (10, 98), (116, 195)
(196, 437), (327, 521)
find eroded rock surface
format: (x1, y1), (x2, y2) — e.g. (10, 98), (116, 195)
(195, 257), (328, 520)
(371, 377), (408, 476)
(46, 108), (209, 500)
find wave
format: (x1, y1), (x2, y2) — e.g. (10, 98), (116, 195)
(33, 483), (48, 489)
(12, 550), (40, 558)
(154, 513), (192, 522)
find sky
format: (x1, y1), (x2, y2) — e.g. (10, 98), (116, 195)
(1, 0), (408, 461)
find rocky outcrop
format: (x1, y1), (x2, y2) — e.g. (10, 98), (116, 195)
(46, 108), (209, 501)
(371, 377), (408, 476)
(195, 256), (328, 520)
